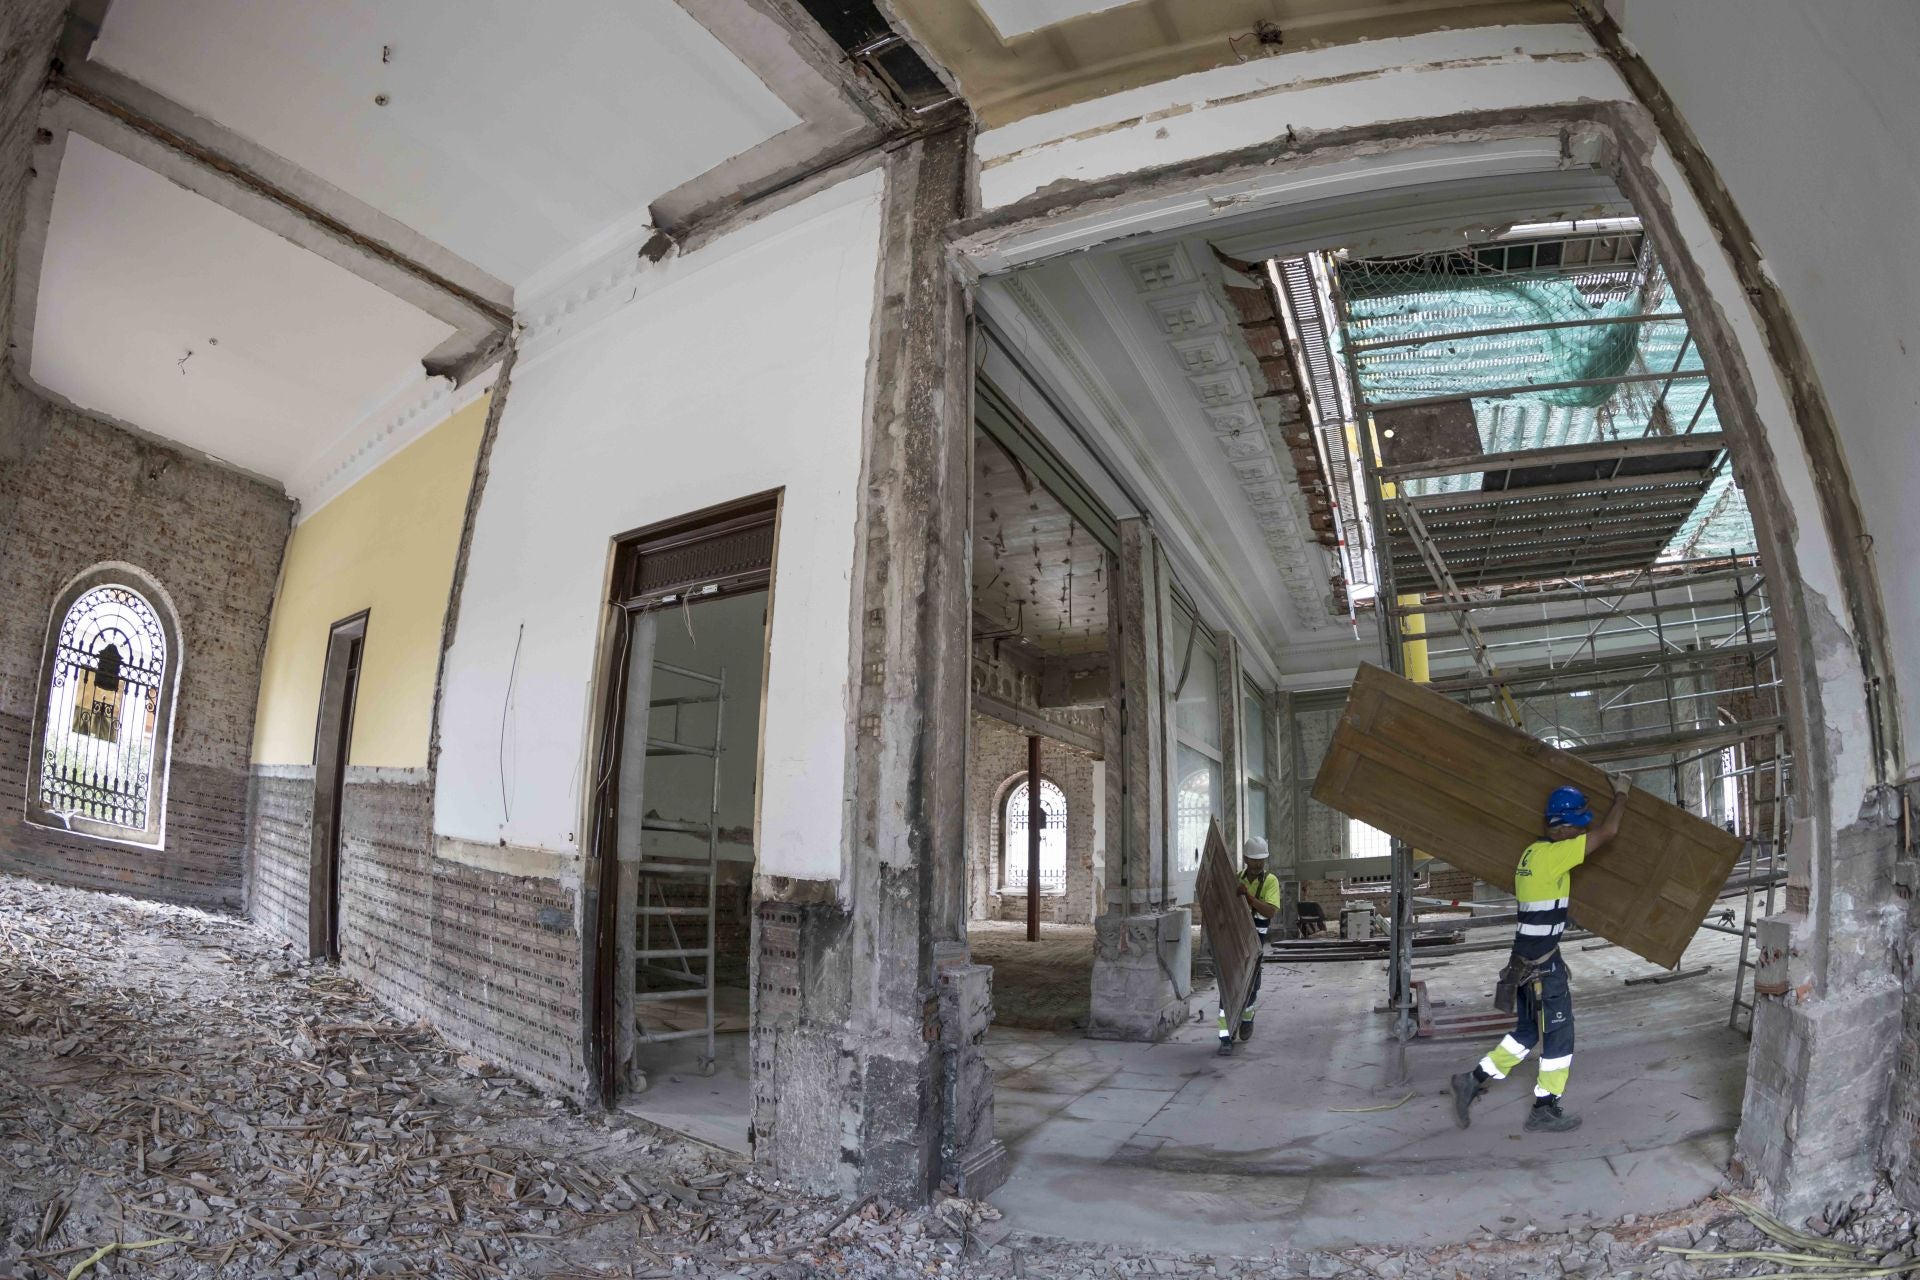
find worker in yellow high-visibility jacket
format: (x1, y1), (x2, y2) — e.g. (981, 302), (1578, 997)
(1218, 838), (1282, 1056)
(1451, 774), (1631, 1132)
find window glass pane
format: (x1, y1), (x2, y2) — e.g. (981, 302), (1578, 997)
(1347, 819), (1392, 859)
(1172, 613), (1220, 751)
(1242, 687), (1266, 776)
(1005, 779), (1068, 894)
(1175, 743), (1221, 872)
(40, 584), (167, 830)
(1247, 787), (1268, 846)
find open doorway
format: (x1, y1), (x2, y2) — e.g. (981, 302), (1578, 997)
(958, 150), (1781, 1246)
(590, 494), (775, 1153)
(308, 611), (367, 962)
(967, 383), (1113, 1032)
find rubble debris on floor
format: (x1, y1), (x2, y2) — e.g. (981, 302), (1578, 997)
(0, 874), (1908, 1280)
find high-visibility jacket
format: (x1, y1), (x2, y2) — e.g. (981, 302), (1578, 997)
(1242, 870), (1281, 939)
(1512, 834), (1586, 961)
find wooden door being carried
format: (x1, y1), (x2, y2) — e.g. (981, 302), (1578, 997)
(1311, 664), (1742, 969)
(1196, 820), (1260, 1028)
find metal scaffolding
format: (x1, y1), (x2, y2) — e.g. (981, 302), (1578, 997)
(1296, 222), (1791, 1039)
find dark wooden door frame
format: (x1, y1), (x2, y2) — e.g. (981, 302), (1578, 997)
(309, 610), (369, 962)
(585, 492), (779, 1107)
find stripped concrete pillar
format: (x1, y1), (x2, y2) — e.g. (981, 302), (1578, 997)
(1088, 518), (1190, 1041)
(1217, 633), (1244, 857)
(751, 124), (1005, 1202)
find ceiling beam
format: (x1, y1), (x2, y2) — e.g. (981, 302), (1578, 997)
(647, 0), (903, 238)
(1379, 432), (1727, 483)
(16, 5), (511, 382)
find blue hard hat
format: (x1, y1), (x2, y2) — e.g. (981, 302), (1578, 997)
(1545, 786), (1593, 827)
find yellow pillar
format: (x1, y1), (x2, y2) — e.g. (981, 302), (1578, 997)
(1367, 419), (1433, 860)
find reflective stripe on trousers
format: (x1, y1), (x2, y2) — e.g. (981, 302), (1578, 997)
(1474, 956), (1575, 1098)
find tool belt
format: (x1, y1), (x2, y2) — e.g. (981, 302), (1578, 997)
(1493, 947), (1561, 1015)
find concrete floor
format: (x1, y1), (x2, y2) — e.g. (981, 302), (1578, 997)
(970, 920), (1096, 1030)
(985, 926), (1749, 1250)
(621, 989), (753, 1154)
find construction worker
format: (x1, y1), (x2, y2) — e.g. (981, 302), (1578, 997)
(1218, 837), (1282, 1056)
(1450, 775), (1631, 1132)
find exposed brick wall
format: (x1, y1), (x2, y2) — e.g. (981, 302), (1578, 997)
(967, 713), (1098, 925)
(0, 710), (248, 906)
(430, 858), (584, 1097)
(1427, 866), (1476, 903)
(337, 775), (435, 1024)
(0, 399), (292, 909)
(247, 770), (311, 947)
(245, 766), (585, 1097)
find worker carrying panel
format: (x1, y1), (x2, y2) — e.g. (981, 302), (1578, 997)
(1310, 664), (1742, 969)
(1195, 821), (1260, 1030)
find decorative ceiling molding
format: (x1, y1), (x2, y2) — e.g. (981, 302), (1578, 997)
(1099, 239), (1335, 630)
(994, 272), (1298, 668)
(291, 361), (500, 520)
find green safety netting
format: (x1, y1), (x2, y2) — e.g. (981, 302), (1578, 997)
(1333, 262), (1754, 560)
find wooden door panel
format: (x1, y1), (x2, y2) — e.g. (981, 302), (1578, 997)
(1311, 664), (1741, 969)
(1197, 821), (1258, 1026)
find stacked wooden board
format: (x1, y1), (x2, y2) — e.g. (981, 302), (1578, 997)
(1195, 820), (1260, 1027)
(1311, 664), (1742, 969)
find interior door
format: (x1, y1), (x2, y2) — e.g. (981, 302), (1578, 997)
(309, 612), (367, 962)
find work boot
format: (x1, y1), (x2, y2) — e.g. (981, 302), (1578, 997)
(1525, 1099), (1582, 1133)
(1238, 1019), (1255, 1042)
(1216, 1039), (1235, 1057)
(1450, 1072), (1485, 1128)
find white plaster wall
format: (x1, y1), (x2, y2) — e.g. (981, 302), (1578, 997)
(1610, 0), (1920, 779)
(434, 168), (886, 882)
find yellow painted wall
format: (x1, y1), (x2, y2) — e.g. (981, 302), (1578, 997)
(250, 395), (488, 768)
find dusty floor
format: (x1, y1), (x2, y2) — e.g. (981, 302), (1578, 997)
(988, 926), (1757, 1251)
(967, 922), (1093, 1031)
(1, 874), (1912, 1279)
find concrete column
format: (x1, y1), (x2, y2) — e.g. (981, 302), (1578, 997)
(751, 126), (1005, 1202)
(1088, 519), (1190, 1041)
(1100, 522), (1162, 916)
(1270, 690), (1300, 937)
(1217, 634), (1244, 857)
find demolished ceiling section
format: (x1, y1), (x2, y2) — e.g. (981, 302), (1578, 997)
(1318, 225), (1757, 593)
(973, 429), (1111, 657)
(1107, 237), (1338, 630)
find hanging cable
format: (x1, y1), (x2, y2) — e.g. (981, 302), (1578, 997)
(498, 622), (524, 824)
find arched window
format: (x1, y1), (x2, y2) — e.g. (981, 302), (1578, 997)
(1002, 777), (1067, 895)
(27, 566), (180, 847)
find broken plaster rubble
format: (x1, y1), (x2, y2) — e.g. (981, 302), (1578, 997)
(7, 874), (1920, 1279)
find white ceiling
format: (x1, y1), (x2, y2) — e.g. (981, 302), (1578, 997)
(974, 0), (1142, 38)
(90, 0), (801, 293)
(30, 134), (456, 484)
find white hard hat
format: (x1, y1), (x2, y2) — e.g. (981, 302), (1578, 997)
(1242, 837), (1270, 862)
